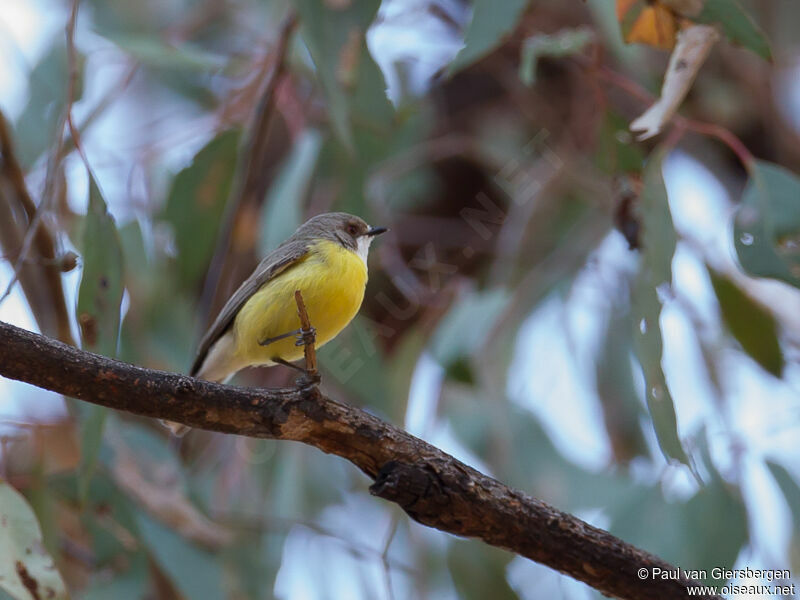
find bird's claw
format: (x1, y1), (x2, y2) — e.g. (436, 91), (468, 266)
(295, 326), (317, 347)
(296, 371), (322, 388)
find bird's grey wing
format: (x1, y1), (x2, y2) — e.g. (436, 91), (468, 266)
(190, 239), (311, 376)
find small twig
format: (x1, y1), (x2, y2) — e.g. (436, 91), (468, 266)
(1, 0), (83, 306)
(61, 64), (139, 160)
(577, 57), (755, 169)
(0, 114), (74, 344)
(678, 117), (755, 171)
(65, 0), (91, 172)
(294, 290), (317, 378)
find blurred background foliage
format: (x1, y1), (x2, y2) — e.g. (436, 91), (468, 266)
(1, 0), (800, 598)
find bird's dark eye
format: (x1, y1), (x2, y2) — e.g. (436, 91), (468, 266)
(347, 223), (359, 236)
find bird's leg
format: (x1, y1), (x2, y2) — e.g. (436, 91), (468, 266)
(295, 326), (317, 347)
(258, 328), (302, 346)
(271, 356), (305, 373)
(291, 290), (320, 388)
(271, 356), (321, 386)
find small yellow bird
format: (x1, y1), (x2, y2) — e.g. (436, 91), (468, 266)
(163, 212), (386, 435)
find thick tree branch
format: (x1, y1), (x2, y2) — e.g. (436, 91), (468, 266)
(0, 320), (719, 600)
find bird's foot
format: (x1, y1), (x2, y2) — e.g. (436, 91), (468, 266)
(296, 371), (321, 389)
(272, 356), (321, 388)
(295, 325), (317, 347)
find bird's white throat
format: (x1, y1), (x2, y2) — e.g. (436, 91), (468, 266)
(356, 234), (373, 266)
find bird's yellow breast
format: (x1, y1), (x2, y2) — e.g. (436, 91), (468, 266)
(232, 239), (368, 366)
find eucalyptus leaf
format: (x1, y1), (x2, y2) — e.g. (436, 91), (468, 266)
(77, 175), (124, 356)
(733, 161), (800, 289)
(596, 308), (649, 463)
(519, 28), (593, 86)
(107, 34), (227, 72)
(319, 317), (390, 413)
(296, 0), (393, 148)
(695, 0), (772, 61)
(630, 152), (689, 466)
(76, 175), (124, 502)
(136, 512), (225, 600)
(768, 462), (800, 531)
(595, 111), (644, 174)
(77, 406), (108, 504)
(82, 553), (149, 600)
(430, 289), (510, 370)
(767, 461), (800, 574)
(447, 540), (517, 600)
(609, 475), (746, 588)
(450, 0), (531, 72)
(259, 130), (322, 254)
(708, 267), (783, 376)
(13, 41), (84, 168)
(0, 481), (69, 600)
(162, 130), (240, 289)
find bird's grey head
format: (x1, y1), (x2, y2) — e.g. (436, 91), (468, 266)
(297, 212), (387, 260)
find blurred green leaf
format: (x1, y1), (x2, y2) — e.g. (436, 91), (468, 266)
(13, 41), (84, 168)
(260, 443), (350, 522)
(319, 317), (390, 413)
(107, 34), (227, 72)
(136, 512), (225, 600)
(631, 151), (689, 466)
(77, 405), (108, 505)
(768, 461), (800, 530)
(631, 292), (683, 465)
(0, 481), (69, 600)
(767, 461), (800, 574)
(84, 0), (183, 36)
(118, 219), (150, 299)
(447, 540), (517, 600)
(76, 174), (124, 502)
(315, 105), (430, 212)
(114, 417), (182, 475)
(595, 111), (644, 174)
(708, 267), (783, 376)
(450, 0), (530, 72)
(596, 308), (649, 463)
(223, 532), (284, 600)
(162, 129), (240, 289)
(696, 0), (772, 61)
(386, 328), (427, 423)
(118, 220), (148, 271)
(519, 27), (593, 86)
(445, 387), (637, 511)
(24, 468), (58, 558)
(297, 0), (393, 147)
(734, 161), (800, 289)
(259, 129), (323, 254)
(683, 483), (747, 585)
(609, 474), (746, 588)
(82, 553), (149, 600)
(430, 289), (510, 370)
(77, 175), (124, 356)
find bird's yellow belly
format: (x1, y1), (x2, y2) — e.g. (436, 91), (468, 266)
(232, 240), (367, 366)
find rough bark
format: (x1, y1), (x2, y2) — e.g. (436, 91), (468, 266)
(0, 320), (719, 600)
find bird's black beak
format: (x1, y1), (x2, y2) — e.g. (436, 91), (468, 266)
(366, 226), (388, 237)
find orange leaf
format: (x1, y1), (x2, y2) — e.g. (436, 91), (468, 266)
(617, 0), (679, 50)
